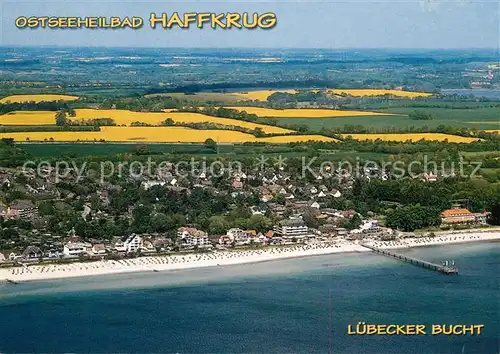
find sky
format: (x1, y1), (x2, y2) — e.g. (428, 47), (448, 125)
(0, 0), (498, 49)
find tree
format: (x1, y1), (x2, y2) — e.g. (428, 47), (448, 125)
(131, 205), (153, 233)
(134, 144), (149, 155)
(343, 214), (362, 230)
(247, 215), (272, 233)
(55, 110), (67, 126)
(252, 127), (265, 138)
(487, 203), (500, 226)
(386, 204), (440, 231)
(302, 208), (321, 228)
(204, 138), (217, 152)
(38, 201), (55, 216)
(163, 118), (174, 126)
(208, 215), (229, 235)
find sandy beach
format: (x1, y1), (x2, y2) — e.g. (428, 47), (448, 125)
(1, 231), (498, 283)
(363, 231), (500, 250)
(0, 242), (368, 283)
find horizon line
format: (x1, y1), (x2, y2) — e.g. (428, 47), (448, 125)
(0, 45), (498, 51)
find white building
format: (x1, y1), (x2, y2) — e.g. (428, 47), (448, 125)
(124, 234), (143, 253)
(225, 228), (256, 245)
(274, 217), (309, 239)
(92, 244), (107, 255)
(63, 242), (91, 257)
(359, 220), (382, 234)
(142, 181), (166, 190)
(178, 227), (210, 248)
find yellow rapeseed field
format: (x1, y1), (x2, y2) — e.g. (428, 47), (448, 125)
(326, 89), (432, 98)
(227, 106), (394, 118)
(0, 94), (79, 103)
(72, 109), (166, 126)
(0, 111), (56, 125)
(232, 90), (299, 101)
(0, 127), (335, 144)
(69, 109), (291, 134)
(161, 112), (293, 134)
(343, 133), (480, 143)
(485, 130), (500, 133)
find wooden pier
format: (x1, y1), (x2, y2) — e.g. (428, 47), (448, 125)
(361, 244), (458, 275)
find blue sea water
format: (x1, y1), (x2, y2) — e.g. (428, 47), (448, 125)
(0, 242), (498, 354)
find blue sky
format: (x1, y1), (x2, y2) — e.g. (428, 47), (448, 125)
(1, 0), (498, 48)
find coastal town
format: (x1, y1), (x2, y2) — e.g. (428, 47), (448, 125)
(0, 158), (498, 282)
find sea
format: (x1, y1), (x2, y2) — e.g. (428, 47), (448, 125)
(0, 242), (498, 354)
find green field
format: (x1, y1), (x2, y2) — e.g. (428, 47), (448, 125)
(19, 142), (311, 158)
(266, 106), (500, 131)
(19, 143), (219, 157)
(18, 143), (392, 161)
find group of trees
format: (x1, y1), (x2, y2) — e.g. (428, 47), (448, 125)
(0, 101), (71, 114)
(385, 205), (441, 231)
(160, 120), (270, 138)
(409, 110), (434, 120)
(181, 106), (259, 123)
(55, 110), (115, 127)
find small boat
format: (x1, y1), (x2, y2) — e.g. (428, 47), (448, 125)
(152, 269), (159, 273)
(5, 279), (18, 284)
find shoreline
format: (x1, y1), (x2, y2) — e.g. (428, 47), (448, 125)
(1, 231), (498, 284)
(363, 231), (500, 250)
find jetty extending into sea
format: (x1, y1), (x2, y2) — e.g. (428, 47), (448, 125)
(360, 243), (458, 275)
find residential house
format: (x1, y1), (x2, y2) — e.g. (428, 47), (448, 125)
(308, 201), (320, 209)
(334, 228), (349, 237)
(440, 208), (475, 224)
(46, 250), (61, 259)
(250, 204), (268, 215)
(22, 246), (43, 260)
(330, 189), (342, 198)
(472, 212), (490, 225)
(218, 234), (233, 245)
(0, 252), (6, 263)
(123, 234), (143, 253)
(226, 228), (247, 244)
(8, 252), (18, 261)
(141, 238), (156, 253)
(142, 180), (166, 190)
(359, 220), (382, 235)
(63, 242), (91, 257)
(307, 185), (318, 195)
(421, 172), (438, 182)
(321, 208), (341, 217)
(153, 238), (173, 252)
(342, 210), (358, 218)
(318, 185), (329, 192)
(92, 244), (107, 255)
(7, 199), (37, 219)
(292, 200), (309, 210)
(232, 178), (243, 189)
(178, 227), (211, 248)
